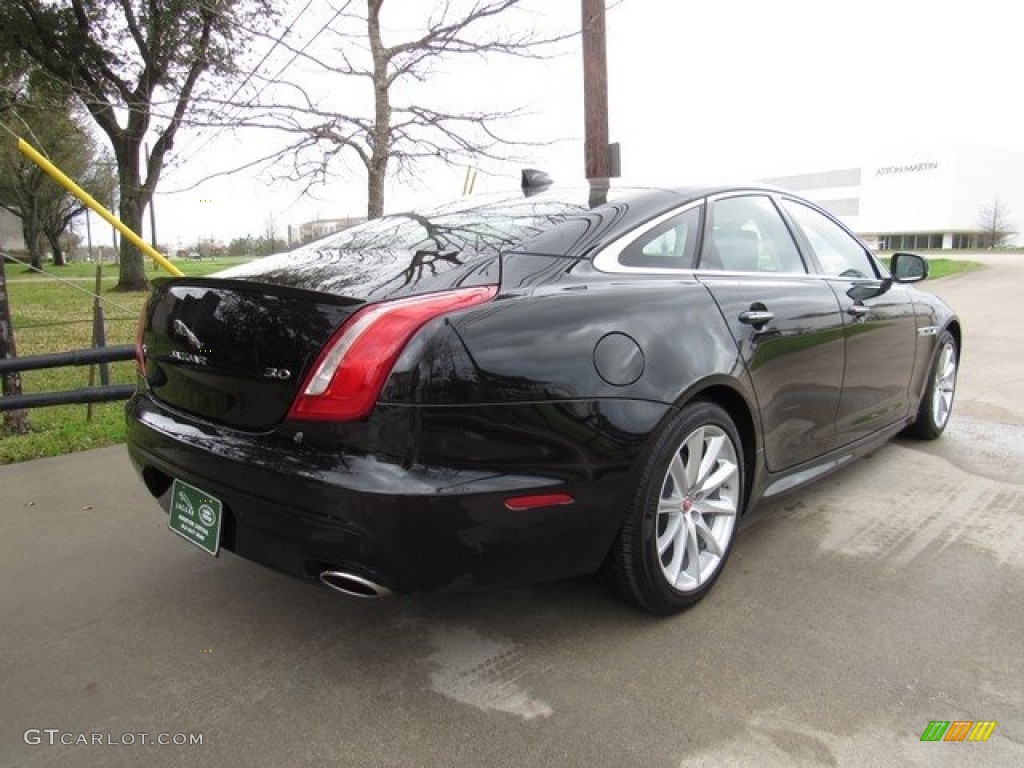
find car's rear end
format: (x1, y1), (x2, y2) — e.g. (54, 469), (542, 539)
(126, 193), (652, 596)
(127, 257), (529, 589)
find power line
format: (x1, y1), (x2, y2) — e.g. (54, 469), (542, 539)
(167, 0), (326, 173)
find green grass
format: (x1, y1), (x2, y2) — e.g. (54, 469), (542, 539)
(0, 257), (253, 464)
(921, 258), (983, 279)
(6, 255), (252, 281)
(878, 256), (983, 280)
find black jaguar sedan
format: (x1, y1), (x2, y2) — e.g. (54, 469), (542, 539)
(126, 180), (960, 614)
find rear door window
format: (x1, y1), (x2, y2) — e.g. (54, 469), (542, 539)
(701, 195), (806, 273)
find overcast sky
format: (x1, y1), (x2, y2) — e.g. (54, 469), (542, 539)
(144, 0), (1024, 247)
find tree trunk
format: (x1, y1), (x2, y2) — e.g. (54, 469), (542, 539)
(367, 151), (387, 220)
(45, 230), (66, 267)
(366, 0), (390, 220)
(114, 162), (149, 291)
(20, 214), (45, 271)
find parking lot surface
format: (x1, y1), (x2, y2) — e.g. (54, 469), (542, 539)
(2, 254), (1022, 767)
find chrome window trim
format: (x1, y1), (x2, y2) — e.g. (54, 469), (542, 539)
(592, 189), (816, 278)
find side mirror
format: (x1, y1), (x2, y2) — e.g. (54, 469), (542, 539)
(890, 252), (928, 283)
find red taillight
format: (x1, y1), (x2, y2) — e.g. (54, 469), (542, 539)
(288, 285), (497, 421)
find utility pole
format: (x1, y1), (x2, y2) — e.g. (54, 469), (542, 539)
(581, 0), (611, 205)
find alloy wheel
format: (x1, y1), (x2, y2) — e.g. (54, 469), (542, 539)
(931, 340), (957, 430)
(655, 425), (740, 593)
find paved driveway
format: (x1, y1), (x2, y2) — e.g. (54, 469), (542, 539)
(2, 255), (1022, 767)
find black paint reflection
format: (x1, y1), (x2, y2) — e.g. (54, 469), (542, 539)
(216, 195), (589, 299)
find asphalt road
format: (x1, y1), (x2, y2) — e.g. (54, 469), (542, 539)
(2, 255), (1023, 768)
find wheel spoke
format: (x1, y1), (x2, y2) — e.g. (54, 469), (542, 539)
(695, 435), (725, 488)
(658, 497), (681, 516)
(699, 460), (737, 496)
(682, 428), (704, 489)
(682, 514), (702, 586)
(693, 515), (722, 557)
(941, 358), (955, 382)
(657, 513), (682, 556)
(663, 517), (686, 584)
(696, 497), (737, 516)
(667, 454), (688, 498)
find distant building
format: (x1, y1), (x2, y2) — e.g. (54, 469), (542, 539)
(1, 209), (27, 253)
(762, 143), (1024, 249)
(298, 216), (365, 244)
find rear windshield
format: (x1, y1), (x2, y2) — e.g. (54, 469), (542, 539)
(306, 195), (587, 257)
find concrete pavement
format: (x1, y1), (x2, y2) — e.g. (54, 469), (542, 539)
(2, 255), (1022, 767)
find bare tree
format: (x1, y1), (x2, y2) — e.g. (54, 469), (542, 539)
(263, 212), (278, 246)
(195, 0), (574, 220)
(39, 155), (115, 266)
(0, 0), (276, 290)
(977, 197), (1016, 249)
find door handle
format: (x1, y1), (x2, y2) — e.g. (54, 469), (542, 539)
(738, 309), (774, 328)
(847, 303), (870, 318)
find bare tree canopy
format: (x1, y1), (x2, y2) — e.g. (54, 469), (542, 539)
(190, 0), (576, 220)
(977, 197), (1016, 249)
(0, 0), (276, 289)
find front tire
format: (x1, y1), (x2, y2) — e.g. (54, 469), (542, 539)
(604, 402), (745, 614)
(904, 330), (958, 440)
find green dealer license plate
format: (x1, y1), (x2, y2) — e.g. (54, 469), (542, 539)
(169, 479), (223, 556)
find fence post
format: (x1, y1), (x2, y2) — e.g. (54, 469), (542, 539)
(0, 254), (30, 434)
(86, 261), (109, 423)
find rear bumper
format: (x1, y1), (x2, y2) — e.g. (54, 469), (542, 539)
(125, 393), (664, 593)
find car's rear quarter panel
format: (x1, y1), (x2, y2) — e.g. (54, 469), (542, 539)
(386, 259), (752, 409)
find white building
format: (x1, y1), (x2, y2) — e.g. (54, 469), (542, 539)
(297, 216), (365, 244)
(762, 143), (1024, 249)
(1, 209), (26, 253)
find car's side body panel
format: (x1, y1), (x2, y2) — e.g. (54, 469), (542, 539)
(698, 275), (845, 471)
(385, 256), (753, 410)
(827, 278), (920, 443)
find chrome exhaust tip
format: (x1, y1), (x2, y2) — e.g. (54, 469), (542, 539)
(319, 570), (393, 598)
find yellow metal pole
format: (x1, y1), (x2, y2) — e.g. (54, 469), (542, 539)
(17, 138), (184, 277)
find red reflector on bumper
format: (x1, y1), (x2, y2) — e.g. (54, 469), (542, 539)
(503, 493), (575, 511)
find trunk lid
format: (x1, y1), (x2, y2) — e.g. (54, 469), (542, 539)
(140, 279), (359, 430)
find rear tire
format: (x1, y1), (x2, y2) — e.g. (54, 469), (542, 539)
(904, 331), (958, 440)
(604, 402), (745, 614)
